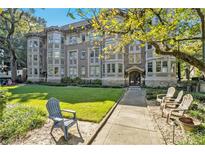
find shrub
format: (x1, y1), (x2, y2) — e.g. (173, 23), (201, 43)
(92, 79), (102, 85)
(0, 105), (46, 144)
(191, 92), (205, 102)
(0, 90), (8, 120)
(73, 77), (82, 84)
(61, 77), (73, 84)
(26, 80), (33, 84)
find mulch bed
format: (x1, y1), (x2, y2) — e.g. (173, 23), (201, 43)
(147, 100), (187, 145)
(11, 119), (98, 145)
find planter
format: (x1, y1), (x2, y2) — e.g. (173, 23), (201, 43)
(179, 117), (199, 131)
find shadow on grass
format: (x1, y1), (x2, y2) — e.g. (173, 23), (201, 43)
(8, 85), (122, 104)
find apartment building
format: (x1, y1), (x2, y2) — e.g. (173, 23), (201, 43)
(26, 20), (177, 87)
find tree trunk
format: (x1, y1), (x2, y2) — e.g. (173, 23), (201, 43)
(177, 62), (181, 81)
(185, 64), (190, 80)
(10, 55), (17, 81)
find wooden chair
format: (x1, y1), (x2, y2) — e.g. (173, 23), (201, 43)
(160, 90), (184, 110)
(46, 97), (82, 140)
(156, 87), (176, 104)
(162, 94), (193, 123)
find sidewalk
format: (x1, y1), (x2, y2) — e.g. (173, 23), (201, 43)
(92, 87), (165, 144)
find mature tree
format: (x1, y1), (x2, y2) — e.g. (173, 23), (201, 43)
(68, 8), (205, 75)
(0, 8), (46, 81)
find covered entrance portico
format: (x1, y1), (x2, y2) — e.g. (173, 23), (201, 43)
(126, 66), (144, 86)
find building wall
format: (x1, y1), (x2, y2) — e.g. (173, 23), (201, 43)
(27, 22), (177, 87)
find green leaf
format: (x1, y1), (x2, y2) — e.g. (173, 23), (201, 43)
(67, 12), (76, 19)
(0, 8), (3, 14)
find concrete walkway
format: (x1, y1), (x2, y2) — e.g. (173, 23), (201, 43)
(92, 87), (165, 145)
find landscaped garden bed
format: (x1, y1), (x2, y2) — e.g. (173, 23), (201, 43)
(0, 84), (124, 144)
(145, 87), (205, 144)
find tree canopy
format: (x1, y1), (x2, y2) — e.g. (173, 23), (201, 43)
(68, 8), (205, 74)
(0, 8), (46, 80)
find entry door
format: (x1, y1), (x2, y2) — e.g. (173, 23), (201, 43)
(129, 72), (141, 86)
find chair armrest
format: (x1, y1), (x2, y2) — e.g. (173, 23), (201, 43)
(49, 116), (64, 122)
(61, 109), (76, 118)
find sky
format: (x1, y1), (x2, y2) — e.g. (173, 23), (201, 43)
(33, 8), (82, 27)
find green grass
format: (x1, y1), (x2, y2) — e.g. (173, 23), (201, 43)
(2, 85), (123, 123)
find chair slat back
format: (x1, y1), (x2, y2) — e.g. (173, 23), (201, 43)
(46, 97), (62, 119)
(166, 87), (175, 97)
(178, 94), (193, 110)
(175, 90), (184, 103)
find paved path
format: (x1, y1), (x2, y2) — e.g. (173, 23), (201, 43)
(92, 87), (165, 145)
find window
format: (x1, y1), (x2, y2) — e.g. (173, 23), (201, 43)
(48, 43), (53, 48)
(48, 58), (53, 64)
(48, 35), (53, 43)
(54, 43), (60, 49)
(69, 51), (77, 65)
(129, 53), (135, 64)
(162, 61), (168, 72)
(96, 66), (100, 76)
(102, 64), (105, 73)
(107, 64), (111, 73)
(171, 61), (176, 73)
(69, 67), (77, 77)
(33, 48), (38, 52)
(61, 59), (64, 65)
(33, 55), (38, 61)
(90, 66), (95, 76)
(80, 51), (86, 59)
(90, 66), (100, 76)
(148, 62), (153, 72)
(90, 48), (99, 64)
(112, 64), (115, 73)
(28, 40), (32, 47)
(81, 66), (86, 75)
(135, 53), (141, 64)
(82, 34), (85, 42)
(54, 58), (60, 64)
(33, 41), (38, 47)
(118, 54), (122, 59)
(40, 42), (43, 48)
(61, 37), (64, 44)
(156, 61), (161, 72)
(129, 45), (133, 52)
(53, 33), (61, 43)
(54, 67), (59, 75)
(29, 68), (32, 75)
(54, 52), (60, 58)
(61, 68), (65, 76)
(135, 45), (140, 51)
(118, 63), (123, 73)
(147, 44), (153, 50)
(48, 67), (53, 75)
(34, 68), (38, 75)
(69, 36), (77, 44)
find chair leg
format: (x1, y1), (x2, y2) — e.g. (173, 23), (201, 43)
(166, 113), (170, 123)
(63, 127), (69, 141)
(76, 121), (83, 139)
(50, 124), (54, 134)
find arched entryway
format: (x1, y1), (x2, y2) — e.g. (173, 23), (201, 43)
(129, 71), (141, 86)
(126, 66), (144, 86)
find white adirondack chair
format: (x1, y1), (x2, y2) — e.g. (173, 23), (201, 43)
(156, 87), (176, 104)
(162, 94), (193, 123)
(160, 90), (184, 110)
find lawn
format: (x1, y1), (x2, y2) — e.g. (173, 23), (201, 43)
(3, 85), (124, 123)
